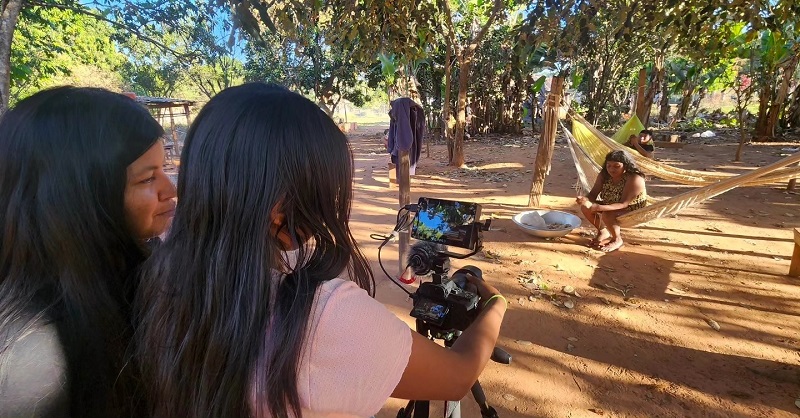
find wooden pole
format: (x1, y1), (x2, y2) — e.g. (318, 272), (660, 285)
(398, 150), (411, 271)
(635, 67), (647, 121)
(426, 137), (430, 158)
(168, 106), (178, 150)
(787, 162), (799, 191)
(181, 103), (191, 155)
(790, 228), (800, 277)
(528, 76), (565, 207)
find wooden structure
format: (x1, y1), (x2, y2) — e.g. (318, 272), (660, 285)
(528, 76), (565, 207)
(397, 151), (411, 271)
(790, 228), (800, 277)
(136, 96), (196, 165)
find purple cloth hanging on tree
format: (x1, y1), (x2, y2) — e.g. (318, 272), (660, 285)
(387, 98), (424, 175)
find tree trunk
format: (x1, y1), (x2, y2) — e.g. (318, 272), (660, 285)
(691, 88), (706, 118)
(658, 79), (670, 122)
(755, 55), (799, 140)
(433, 64), (443, 143)
(443, 44), (453, 162)
(753, 85), (772, 140)
(640, 55), (664, 126)
(634, 68), (647, 121)
(584, 64), (598, 123)
(735, 124), (747, 162)
(446, 0), (502, 166)
(451, 55), (470, 167)
(675, 83), (695, 121)
(528, 76), (564, 207)
(783, 83), (800, 131)
(0, 0), (24, 114)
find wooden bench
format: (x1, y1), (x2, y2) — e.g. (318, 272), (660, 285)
(791, 228), (800, 277)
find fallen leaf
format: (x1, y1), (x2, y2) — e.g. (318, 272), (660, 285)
(706, 318), (721, 331)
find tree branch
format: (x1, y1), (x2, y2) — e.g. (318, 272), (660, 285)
(27, 1), (193, 61)
(438, 0), (457, 50)
(468, 0), (503, 54)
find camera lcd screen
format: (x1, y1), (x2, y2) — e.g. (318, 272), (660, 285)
(411, 197), (481, 250)
(411, 300), (449, 325)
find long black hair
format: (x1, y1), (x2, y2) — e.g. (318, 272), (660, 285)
(0, 87), (164, 416)
(135, 83), (374, 417)
(600, 150), (645, 179)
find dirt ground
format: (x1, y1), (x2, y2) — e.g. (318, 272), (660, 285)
(345, 125), (800, 418)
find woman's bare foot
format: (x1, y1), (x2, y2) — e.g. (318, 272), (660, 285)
(590, 229), (611, 248)
(600, 238), (624, 252)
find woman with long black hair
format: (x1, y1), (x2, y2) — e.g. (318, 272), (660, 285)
(0, 87), (177, 417)
(135, 83), (507, 418)
(576, 150), (647, 252)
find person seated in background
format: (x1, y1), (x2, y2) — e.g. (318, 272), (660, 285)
(623, 129), (655, 159)
(576, 150), (647, 252)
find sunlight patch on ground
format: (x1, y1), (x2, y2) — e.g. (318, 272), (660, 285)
(471, 162), (527, 170)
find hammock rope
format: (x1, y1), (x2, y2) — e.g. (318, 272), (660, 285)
(568, 111), (800, 186)
(561, 114), (800, 227)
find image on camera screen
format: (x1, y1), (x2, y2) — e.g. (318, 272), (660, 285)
(411, 197), (480, 249)
(412, 300), (449, 324)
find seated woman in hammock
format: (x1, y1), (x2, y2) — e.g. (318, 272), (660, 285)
(576, 150), (647, 252)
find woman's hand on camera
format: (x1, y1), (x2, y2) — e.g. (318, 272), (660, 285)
(393, 273), (507, 402)
(465, 273), (500, 300)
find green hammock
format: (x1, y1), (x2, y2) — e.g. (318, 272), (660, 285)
(611, 114), (646, 144)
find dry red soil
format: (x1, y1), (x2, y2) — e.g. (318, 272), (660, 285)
(346, 125), (800, 418)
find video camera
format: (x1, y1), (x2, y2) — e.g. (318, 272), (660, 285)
(405, 197), (491, 336)
(383, 197), (510, 418)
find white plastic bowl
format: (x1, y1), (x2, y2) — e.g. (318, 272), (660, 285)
(512, 210), (581, 238)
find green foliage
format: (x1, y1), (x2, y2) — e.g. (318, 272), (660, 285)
(11, 6), (124, 101)
(244, 24), (369, 115)
(118, 31), (186, 97)
(676, 117), (714, 131)
(115, 0), (244, 99)
(377, 53), (398, 87)
(228, 0), (439, 66)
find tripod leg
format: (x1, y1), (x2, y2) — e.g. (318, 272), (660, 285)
(446, 400), (461, 418)
(470, 381), (498, 418)
(412, 401), (430, 418)
(397, 400), (415, 418)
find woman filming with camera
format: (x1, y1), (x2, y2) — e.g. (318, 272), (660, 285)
(135, 83), (507, 418)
